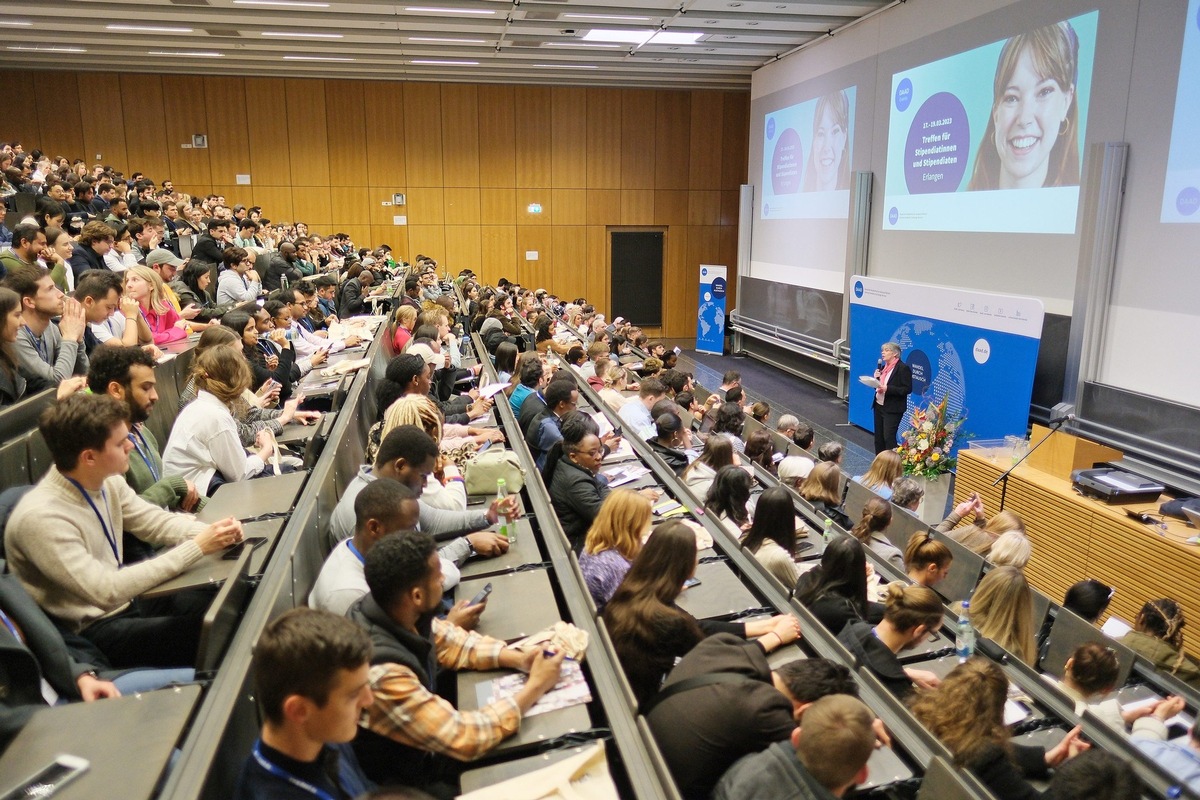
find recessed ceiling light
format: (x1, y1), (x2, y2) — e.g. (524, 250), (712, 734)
(532, 64), (599, 69)
(410, 59), (479, 65)
(408, 36), (486, 43)
(405, 6), (495, 14)
(149, 50), (224, 57)
(0, 20), (33, 27)
(8, 45), (87, 52)
(107, 24), (193, 32)
(582, 28), (653, 44)
(649, 31), (703, 45)
(283, 54), (355, 61)
(544, 42), (623, 49)
(234, 0), (330, 6)
(262, 31), (344, 38)
(562, 13), (650, 21)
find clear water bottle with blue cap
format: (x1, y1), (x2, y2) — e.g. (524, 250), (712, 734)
(956, 600), (975, 662)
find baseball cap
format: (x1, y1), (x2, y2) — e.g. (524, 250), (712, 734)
(145, 248), (185, 268)
(406, 343), (440, 368)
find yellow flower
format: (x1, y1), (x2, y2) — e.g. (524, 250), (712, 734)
(930, 453), (940, 462)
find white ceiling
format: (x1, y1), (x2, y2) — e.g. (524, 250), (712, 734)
(0, 0), (890, 90)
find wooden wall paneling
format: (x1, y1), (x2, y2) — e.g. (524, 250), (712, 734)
(516, 226), (553, 291)
(621, 190), (654, 225)
(370, 225), (409, 257)
(405, 188), (445, 226)
(243, 78), (291, 187)
(77, 74), (128, 176)
(34, 72), (84, 166)
(479, 226), (518, 286)
(721, 91), (750, 189)
(203, 77), (251, 186)
(291, 188), (333, 228)
(363, 81), (407, 187)
(689, 91), (725, 191)
(324, 79), (367, 187)
(120, 74), (172, 181)
(620, 90), (656, 190)
(551, 226), (588, 302)
(551, 87), (587, 189)
(339, 225), (372, 248)
(1005, 476), (1089, 601)
(250, 186), (295, 226)
(515, 190), (551, 226)
(586, 190), (621, 226)
(368, 189), (401, 228)
(444, 226), (483, 273)
(663, 226), (692, 337)
(1, 71), (42, 148)
(654, 91), (691, 190)
(514, 86), (552, 189)
(403, 83), (444, 188)
(330, 187), (371, 227)
(477, 85), (516, 189)
(682, 226), (720, 336)
(688, 191), (721, 226)
(444, 188), (481, 226)
(719, 226), (738, 306)
(210, 185), (254, 210)
(440, 84), (480, 188)
(719, 190), (740, 227)
(284, 79), (330, 187)
(406, 225), (446, 264)
(160, 75), (212, 189)
(654, 191), (689, 227)
(480, 188), (516, 225)
(551, 189), (585, 226)
(584, 226), (609, 312)
(586, 88), (622, 190)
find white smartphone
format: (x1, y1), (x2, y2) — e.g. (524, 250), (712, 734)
(1, 754), (90, 799)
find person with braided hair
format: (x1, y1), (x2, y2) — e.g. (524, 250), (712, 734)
(1119, 598), (1200, 690)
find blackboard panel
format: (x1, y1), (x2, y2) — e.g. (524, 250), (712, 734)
(611, 231), (663, 327)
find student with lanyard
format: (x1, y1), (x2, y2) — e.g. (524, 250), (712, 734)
(233, 608), (376, 800)
(4, 393), (244, 669)
(215, 247), (263, 307)
(2, 263), (89, 390)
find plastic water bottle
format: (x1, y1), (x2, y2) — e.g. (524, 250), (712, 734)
(823, 518), (834, 544)
(496, 478), (515, 542)
(956, 601), (976, 662)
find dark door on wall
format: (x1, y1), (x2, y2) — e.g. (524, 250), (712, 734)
(610, 230), (664, 327)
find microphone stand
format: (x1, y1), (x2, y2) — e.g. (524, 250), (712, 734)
(992, 418), (1070, 511)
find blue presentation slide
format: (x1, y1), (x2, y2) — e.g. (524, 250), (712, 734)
(882, 11), (1097, 234)
(848, 277), (1044, 455)
(1161, 0), (1200, 222)
(760, 87), (856, 220)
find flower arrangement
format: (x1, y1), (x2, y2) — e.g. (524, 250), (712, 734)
(897, 395), (965, 479)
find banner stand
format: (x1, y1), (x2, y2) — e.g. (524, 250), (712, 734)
(696, 265), (728, 355)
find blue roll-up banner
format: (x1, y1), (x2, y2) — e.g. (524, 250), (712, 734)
(848, 276), (1044, 454)
(696, 264), (728, 355)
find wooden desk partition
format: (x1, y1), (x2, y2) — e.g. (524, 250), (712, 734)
(1025, 425), (1123, 481)
(955, 450), (1200, 658)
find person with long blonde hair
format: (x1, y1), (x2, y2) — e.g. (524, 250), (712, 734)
(853, 450), (903, 500)
(910, 659), (1087, 800)
(579, 490), (652, 609)
(798, 461), (852, 529)
(124, 265), (186, 345)
(966, 566), (1036, 664)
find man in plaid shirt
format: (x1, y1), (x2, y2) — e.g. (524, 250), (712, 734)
(348, 532), (565, 796)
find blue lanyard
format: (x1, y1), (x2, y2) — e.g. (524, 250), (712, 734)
(0, 608), (21, 642)
(128, 428), (160, 482)
(347, 540), (365, 564)
(63, 477), (120, 565)
(22, 326), (46, 361)
(251, 742), (338, 800)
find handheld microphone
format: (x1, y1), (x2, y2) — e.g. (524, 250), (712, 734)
(1049, 413), (1075, 425)
(876, 359), (884, 370)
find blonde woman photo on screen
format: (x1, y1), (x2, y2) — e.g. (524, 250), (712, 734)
(802, 90), (852, 192)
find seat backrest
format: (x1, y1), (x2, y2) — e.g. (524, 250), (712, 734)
(0, 436), (31, 493)
(1041, 606), (1136, 688)
(25, 429), (53, 483)
(931, 530), (985, 604)
(918, 757), (991, 800)
(844, 479), (876, 525)
(887, 504), (931, 554)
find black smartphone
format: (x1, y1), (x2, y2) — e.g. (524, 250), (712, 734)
(468, 582), (493, 606)
(222, 536), (267, 560)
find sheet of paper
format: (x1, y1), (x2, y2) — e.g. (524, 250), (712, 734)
(858, 375), (881, 389)
(591, 411), (614, 439)
(1003, 700), (1029, 726)
(602, 439), (634, 462)
(1100, 616), (1132, 638)
(478, 382), (508, 400)
(475, 660), (591, 718)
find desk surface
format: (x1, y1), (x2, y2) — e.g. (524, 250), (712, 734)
(142, 517), (284, 599)
(459, 745), (594, 792)
(0, 684), (201, 800)
(196, 470), (308, 522)
(459, 519), (545, 579)
(458, 570), (561, 642)
(675, 561), (760, 620)
(456, 669), (592, 754)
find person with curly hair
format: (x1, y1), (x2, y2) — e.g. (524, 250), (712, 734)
(1120, 598), (1200, 690)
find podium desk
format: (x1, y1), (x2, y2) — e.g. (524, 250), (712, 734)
(455, 669), (592, 754)
(196, 470), (308, 522)
(956, 450), (1200, 659)
(0, 685), (201, 800)
(459, 520), (545, 579)
(459, 570), (560, 642)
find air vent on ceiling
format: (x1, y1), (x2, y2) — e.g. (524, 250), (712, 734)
(522, 11), (562, 21)
(205, 28), (243, 37)
(507, 40), (546, 47)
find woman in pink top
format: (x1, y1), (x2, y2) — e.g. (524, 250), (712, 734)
(126, 266), (187, 344)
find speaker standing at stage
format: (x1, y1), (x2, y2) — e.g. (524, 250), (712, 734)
(873, 342), (912, 454)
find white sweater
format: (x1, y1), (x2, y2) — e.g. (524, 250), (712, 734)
(162, 390), (265, 495)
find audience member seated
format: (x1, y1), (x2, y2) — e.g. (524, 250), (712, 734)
(682, 434), (738, 500)
(838, 582), (944, 698)
(578, 490), (649, 610)
(798, 462), (853, 529)
(616, 378), (667, 442)
(852, 450), (902, 501)
(903, 532), (953, 591)
(71, 270), (128, 356)
(545, 413), (622, 552)
(712, 694), (875, 800)
(794, 536), (883, 635)
(163, 347), (279, 496)
(741, 486), (801, 589)
(890, 476), (925, 512)
(742, 429), (777, 476)
(645, 412), (691, 475)
(350, 533), (565, 796)
(5, 394), (243, 668)
(602, 520), (800, 707)
(748, 400), (770, 425)
(705, 464), (754, 539)
(849, 496), (903, 571)
(3, 264), (89, 390)
(709, 401), (746, 454)
(232, 608), (375, 800)
(909, 659), (1087, 800)
(776, 415), (815, 453)
(1046, 750), (1142, 800)
(1062, 579), (1113, 624)
(1118, 598), (1200, 690)
(519, 367), (571, 433)
(964, 566), (1036, 664)
(1052, 641), (1181, 740)
(1133, 719), (1200, 794)
(525, 378), (579, 470)
(492, 341), (518, 384)
(215, 247), (262, 307)
(988, 529), (1032, 569)
(817, 441), (843, 465)
(935, 494), (1025, 557)
(508, 356), (544, 417)
(533, 314), (571, 357)
(221, 309), (297, 400)
(125, 266), (187, 345)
